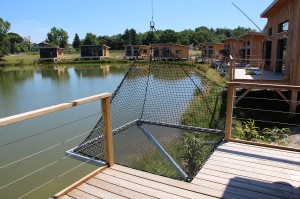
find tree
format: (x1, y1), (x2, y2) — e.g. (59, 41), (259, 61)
(0, 18), (11, 58)
(83, 33), (98, 45)
(122, 28), (138, 45)
(159, 29), (178, 43)
(7, 32), (23, 54)
(72, 33), (81, 48)
(142, 31), (159, 45)
(46, 27), (69, 48)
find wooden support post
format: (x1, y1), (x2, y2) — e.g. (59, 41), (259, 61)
(225, 84), (235, 142)
(101, 96), (114, 167)
(229, 55), (234, 81)
(289, 89), (298, 113)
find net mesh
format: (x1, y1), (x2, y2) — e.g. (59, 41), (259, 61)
(73, 64), (225, 180)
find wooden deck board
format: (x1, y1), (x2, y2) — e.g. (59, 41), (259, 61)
(53, 142), (300, 199)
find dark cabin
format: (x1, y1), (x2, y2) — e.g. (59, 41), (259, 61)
(39, 47), (64, 62)
(80, 45), (110, 59)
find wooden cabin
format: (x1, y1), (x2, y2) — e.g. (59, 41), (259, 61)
(151, 43), (189, 60)
(239, 33), (266, 67)
(80, 45), (110, 59)
(39, 47), (64, 62)
(261, 0), (300, 85)
(123, 45), (150, 60)
(201, 42), (224, 60)
(224, 37), (243, 60)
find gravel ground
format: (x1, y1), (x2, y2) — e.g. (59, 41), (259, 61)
(286, 127), (300, 148)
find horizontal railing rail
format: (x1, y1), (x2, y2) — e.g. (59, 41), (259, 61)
(0, 93), (111, 127)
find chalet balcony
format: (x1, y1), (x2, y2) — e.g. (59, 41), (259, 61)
(223, 58), (290, 85)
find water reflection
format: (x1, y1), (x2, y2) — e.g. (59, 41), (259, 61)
(0, 69), (34, 95)
(0, 64), (128, 118)
(35, 65), (70, 81)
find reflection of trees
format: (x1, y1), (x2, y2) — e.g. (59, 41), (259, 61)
(0, 69), (34, 94)
(36, 66), (70, 81)
(151, 65), (188, 81)
(74, 65), (128, 78)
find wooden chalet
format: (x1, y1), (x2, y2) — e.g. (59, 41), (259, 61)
(224, 37), (243, 60)
(151, 43), (189, 60)
(123, 45), (150, 60)
(39, 47), (64, 62)
(227, 0), (299, 116)
(238, 33), (267, 67)
(201, 42), (224, 60)
(261, 0), (300, 85)
(80, 45), (110, 59)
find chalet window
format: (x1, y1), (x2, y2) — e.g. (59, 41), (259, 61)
(125, 47), (131, 56)
(162, 47), (170, 57)
(133, 48), (139, 56)
(279, 21), (289, 32)
(208, 50), (213, 55)
(247, 41), (250, 46)
(268, 28), (272, 36)
(176, 50), (182, 54)
(153, 47), (159, 57)
(209, 46), (213, 48)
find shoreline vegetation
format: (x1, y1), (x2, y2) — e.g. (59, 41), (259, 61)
(0, 50), (201, 67)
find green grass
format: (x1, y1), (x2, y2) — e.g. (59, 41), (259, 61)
(1, 53), (39, 66)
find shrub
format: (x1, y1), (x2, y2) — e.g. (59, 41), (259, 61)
(232, 119), (290, 143)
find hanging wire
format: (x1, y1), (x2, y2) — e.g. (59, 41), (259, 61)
(0, 111), (100, 148)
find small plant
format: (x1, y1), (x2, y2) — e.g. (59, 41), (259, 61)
(262, 127), (290, 143)
(233, 119), (290, 143)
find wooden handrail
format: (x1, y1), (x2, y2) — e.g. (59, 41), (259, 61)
(0, 93), (111, 126)
(227, 82), (300, 90)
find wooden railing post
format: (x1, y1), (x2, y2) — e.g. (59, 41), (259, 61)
(101, 95), (114, 167)
(225, 84), (235, 142)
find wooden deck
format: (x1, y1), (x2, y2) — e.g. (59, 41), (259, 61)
(52, 142), (300, 199)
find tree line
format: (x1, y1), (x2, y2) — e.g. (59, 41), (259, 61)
(0, 17), (256, 58)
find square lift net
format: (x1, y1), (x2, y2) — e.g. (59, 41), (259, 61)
(67, 64), (226, 181)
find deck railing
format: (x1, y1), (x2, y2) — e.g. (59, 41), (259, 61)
(226, 57), (289, 83)
(0, 93), (114, 198)
(225, 82), (300, 151)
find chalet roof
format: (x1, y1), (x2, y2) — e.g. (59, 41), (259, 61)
(200, 42), (224, 45)
(39, 47), (64, 50)
(224, 37), (243, 42)
(261, 0), (290, 18)
(80, 45), (110, 48)
(239, 32), (267, 39)
(151, 43), (189, 48)
(123, 44), (150, 47)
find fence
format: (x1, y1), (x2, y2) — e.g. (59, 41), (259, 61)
(225, 82), (300, 151)
(0, 93), (114, 198)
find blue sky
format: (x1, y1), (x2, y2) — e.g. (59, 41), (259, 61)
(0, 0), (274, 43)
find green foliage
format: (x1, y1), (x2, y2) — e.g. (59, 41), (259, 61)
(7, 32), (24, 53)
(180, 132), (208, 177)
(0, 18), (11, 58)
(232, 119), (290, 143)
(72, 33), (81, 48)
(83, 33), (98, 45)
(159, 29), (178, 43)
(46, 27), (69, 48)
(122, 28), (139, 45)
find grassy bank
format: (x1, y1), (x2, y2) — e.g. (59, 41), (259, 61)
(0, 50), (132, 67)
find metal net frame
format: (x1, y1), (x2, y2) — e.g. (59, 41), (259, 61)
(68, 64), (226, 181)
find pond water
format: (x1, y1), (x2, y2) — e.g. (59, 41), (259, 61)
(0, 64), (129, 199)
